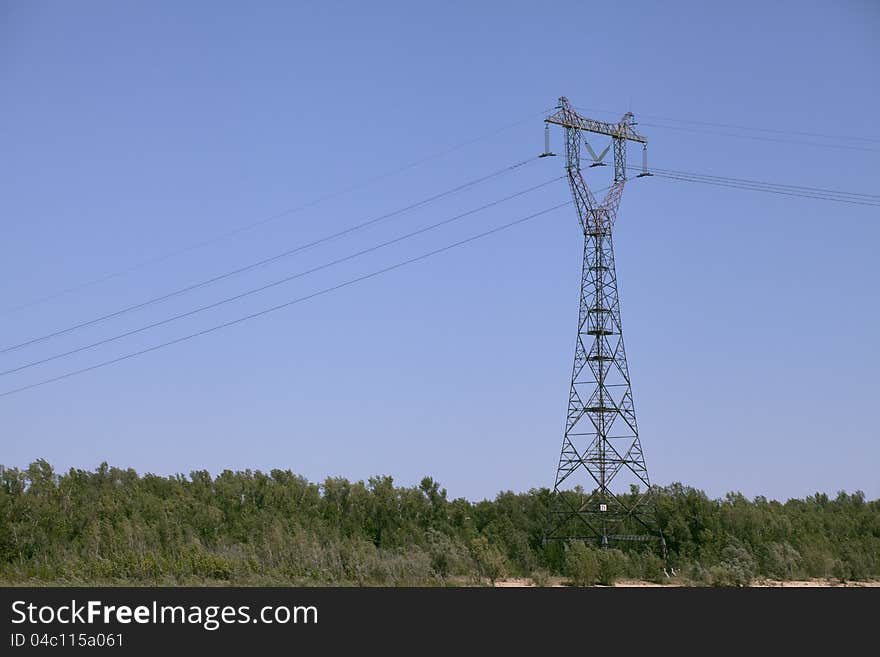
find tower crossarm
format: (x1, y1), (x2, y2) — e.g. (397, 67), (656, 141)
(545, 97), (647, 145)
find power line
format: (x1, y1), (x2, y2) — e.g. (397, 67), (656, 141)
(651, 173), (880, 206)
(577, 146), (879, 206)
(2, 107), (554, 317)
(0, 156), (544, 356)
(638, 122), (880, 154)
(632, 165), (880, 206)
(0, 200), (576, 400)
(639, 114), (880, 144)
(644, 166), (880, 200)
(0, 177), (565, 377)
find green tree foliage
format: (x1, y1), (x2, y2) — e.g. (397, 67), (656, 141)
(564, 542), (599, 586)
(596, 548), (629, 586)
(469, 535), (507, 585)
(565, 544), (628, 586)
(0, 463), (877, 586)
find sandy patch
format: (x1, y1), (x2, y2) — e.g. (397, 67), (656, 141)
(494, 577), (880, 588)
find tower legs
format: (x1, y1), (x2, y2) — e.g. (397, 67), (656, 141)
(548, 227), (660, 546)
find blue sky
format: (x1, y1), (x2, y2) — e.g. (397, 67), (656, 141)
(2, 1), (878, 501)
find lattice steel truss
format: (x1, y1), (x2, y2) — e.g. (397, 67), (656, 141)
(545, 97), (664, 551)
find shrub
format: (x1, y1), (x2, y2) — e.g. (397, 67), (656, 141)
(565, 542), (599, 586)
(596, 548), (629, 586)
(707, 545), (756, 587)
(631, 550), (666, 583)
(469, 536), (507, 585)
(761, 542), (802, 580)
(426, 529), (473, 579)
(530, 569), (551, 587)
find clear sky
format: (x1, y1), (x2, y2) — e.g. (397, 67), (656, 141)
(2, 1), (878, 501)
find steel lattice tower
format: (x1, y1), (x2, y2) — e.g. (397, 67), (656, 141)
(544, 97), (664, 551)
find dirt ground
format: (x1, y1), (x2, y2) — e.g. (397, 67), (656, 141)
(494, 577), (880, 587)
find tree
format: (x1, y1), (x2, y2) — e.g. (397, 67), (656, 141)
(1, 460), (878, 586)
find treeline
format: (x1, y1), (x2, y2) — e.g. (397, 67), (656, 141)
(1, 461), (877, 586)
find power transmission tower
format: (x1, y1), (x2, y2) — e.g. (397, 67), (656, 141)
(544, 97), (664, 552)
